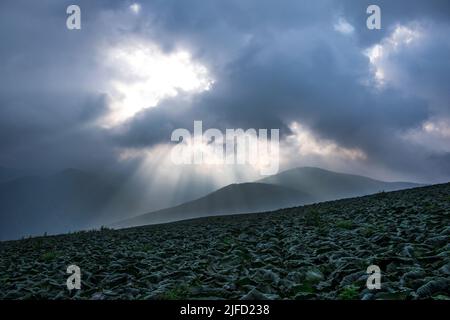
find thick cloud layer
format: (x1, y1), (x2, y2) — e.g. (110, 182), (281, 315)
(0, 0), (449, 189)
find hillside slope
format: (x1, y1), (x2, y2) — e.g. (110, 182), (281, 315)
(1, 183), (448, 300)
(115, 167), (422, 229)
(113, 183), (312, 228)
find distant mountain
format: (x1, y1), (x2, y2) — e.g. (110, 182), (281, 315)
(0, 166), (26, 183)
(259, 167), (423, 202)
(0, 169), (119, 240)
(114, 167), (423, 229)
(112, 183), (313, 229)
(0, 166), (424, 240)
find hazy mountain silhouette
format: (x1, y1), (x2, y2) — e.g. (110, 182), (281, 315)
(259, 167), (423, 201)
(112, 183), (312, 228)
(0, 168), (119, 240)
(0, 166), (424, 240)
(114, 167), (423, 229)
(0, 166), (26, 183)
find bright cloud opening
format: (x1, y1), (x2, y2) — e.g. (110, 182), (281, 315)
(403, 119), (450, 153)
(129, 3), (141, 14)
(287, 122), (367, 160)
(365, 25), (422, 87)
(101, 41), (214, 126)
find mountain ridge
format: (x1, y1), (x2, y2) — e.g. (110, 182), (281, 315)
(111, 182), (313, 228)
(113, 166), (423, 229)
(259, 166), (423, 202)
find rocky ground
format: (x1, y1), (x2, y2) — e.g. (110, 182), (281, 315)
(0, 183), (449, 300)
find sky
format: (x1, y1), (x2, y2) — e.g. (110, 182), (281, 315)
(0, 0), (449, 210)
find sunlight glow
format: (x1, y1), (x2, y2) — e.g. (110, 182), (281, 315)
(102, 41), (214, 126)
(129, 3), (141, 14)
(117, 144), (260, 209)
(403, 119), (450, 153)
(287, 122), (367, 160)
(365, 25), (422, 87)
(423, 121), (450, 137)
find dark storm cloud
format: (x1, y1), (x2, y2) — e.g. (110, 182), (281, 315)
(0, 0), (121, 171)
(429, 153), (450, 176)
(0, 0), (449, 182)
(113, 0), (444, 179)
(324, 0), (450, 48)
